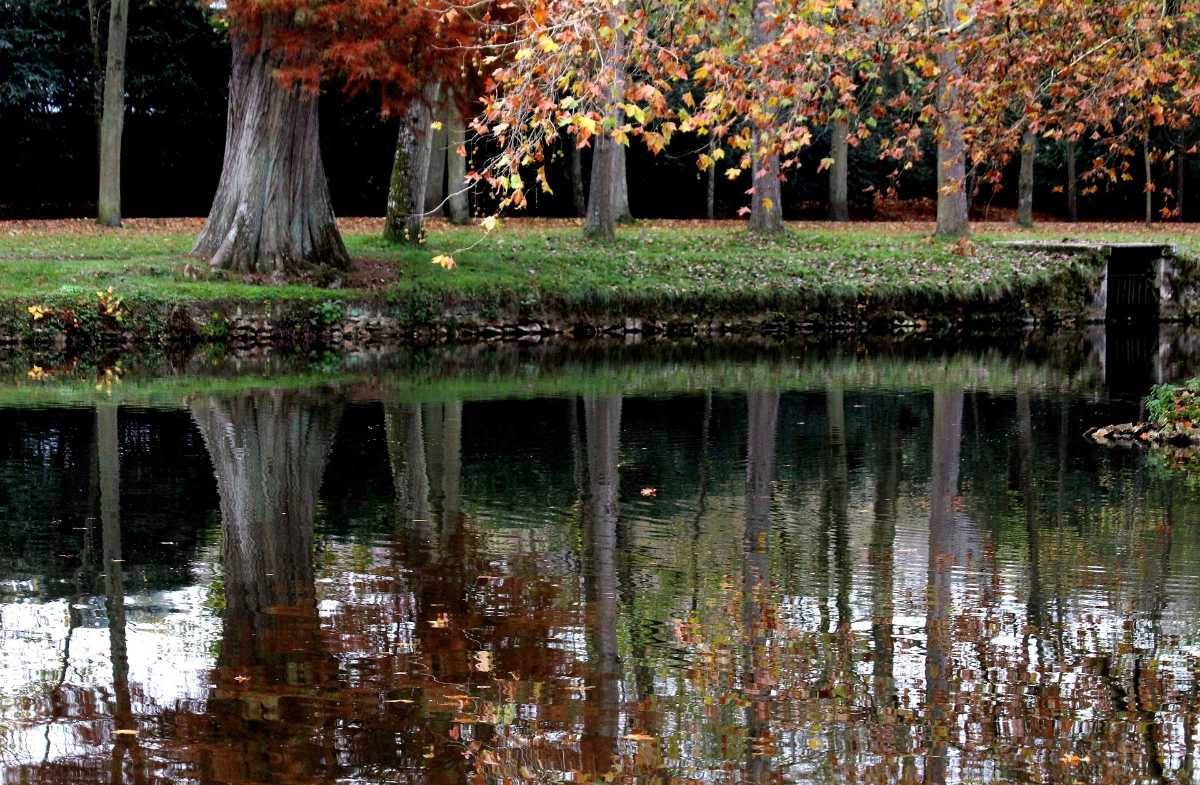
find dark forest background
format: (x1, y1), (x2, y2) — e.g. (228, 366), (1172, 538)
(2, 0), (1194, 221)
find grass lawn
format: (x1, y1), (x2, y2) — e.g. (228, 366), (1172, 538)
(0, 216), (1192, 314)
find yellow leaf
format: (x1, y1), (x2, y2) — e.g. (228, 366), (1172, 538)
(431, 255), (457, 270)
(725, 168), (742, 180)
(515, 47), (534, 61)
(537, 34), (559, 52)
(430, 120), (443, 131)
(481, 215), (499, 232)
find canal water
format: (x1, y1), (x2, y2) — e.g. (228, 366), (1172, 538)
(0, 340), (1198, 784)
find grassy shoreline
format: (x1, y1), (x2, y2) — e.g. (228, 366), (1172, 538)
(0, 217), (1191, 349)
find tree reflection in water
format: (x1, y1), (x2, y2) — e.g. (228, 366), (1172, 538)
(3, 386), (1200, 785)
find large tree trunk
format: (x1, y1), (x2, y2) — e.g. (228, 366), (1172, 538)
(446, 106), (470, 224)
(96, 0), (128, 227)
(748, 0), (783, 235)
(424, 104), (448, 216)
(934, 0), (969, 238)
(829, 117), (850, 221)
(87, 0), (106, 158)
(384, 84), (441, 243)
(1017, 128), (1036, 228)
(1066, 138), (1078, 222)
(584, 14), (626, 241)
(193, 24), (348, 273)
(570, 140), (587, 218)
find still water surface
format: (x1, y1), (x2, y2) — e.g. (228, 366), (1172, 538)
(0, 346), (1197, 784)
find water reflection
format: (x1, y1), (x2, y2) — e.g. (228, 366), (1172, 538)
(0, 371), (1199, 784)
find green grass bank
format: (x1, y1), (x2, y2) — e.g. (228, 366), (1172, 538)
(0, 217), (1193, 353)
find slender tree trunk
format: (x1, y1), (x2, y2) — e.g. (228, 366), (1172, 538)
(584, 8), (626, 241)
(96, 0), (129, 227)
(614, 141), (632, 222)
(570, 140), (586, 218)
(829, 117), (850, 221)
(706, 138), (717, 220)
(87, 0), (106, 158)
(446, 105), (469, 224)
(1066, 138), (1078, 222)
(1144, 135), (1154, 227)
(935, 0), (969, 237)
(193, 22), (348, 273)
(748, 0), (783, 234)
(385, 84), (441, 243)
(424, 105), (448, 216)
(1017, 128), (1036, 228)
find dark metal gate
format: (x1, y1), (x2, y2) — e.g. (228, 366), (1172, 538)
(1106, 247), (1160, 321)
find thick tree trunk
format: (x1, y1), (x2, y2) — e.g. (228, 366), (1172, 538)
(446, 107), (469, 224)
(570, 140), (587, 218)
(935, 0), (969, 237)
(1144, 136), (1154, 227)
(584, 14), (626, 241)
(615, 141), (632, 222)
(385, 84), (441, 243)
(1017, 128), (1036, 228)
(748, 0), (783, 235)
(1066, 138), (1078, 222)
(96, 0), (128, 227)
(829, 117), (850, 221)
(194, 24), (348, 273)
(424, 105), (448, 216)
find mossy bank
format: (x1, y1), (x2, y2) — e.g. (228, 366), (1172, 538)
(2, 218), (1196, 356)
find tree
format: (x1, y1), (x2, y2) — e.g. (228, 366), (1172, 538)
(933, 0), (969, 237)
(192, 5), (348, 274)
(96, 0), (128, 226)
(385, 83), (441, 242)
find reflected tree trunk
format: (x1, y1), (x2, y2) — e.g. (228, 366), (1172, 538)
(191, 392), (341, 680)
(385, 404), (433, 550)
(871, 402), (901, 715)
(581, 396), (622, 778)
(98, 403), (138, 781)
(1016, 391), (1042, 634)
(743, 392), (778, 785)
(925, 389), (963, 785)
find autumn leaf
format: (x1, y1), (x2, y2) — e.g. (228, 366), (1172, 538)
(432, 255), (457, 270)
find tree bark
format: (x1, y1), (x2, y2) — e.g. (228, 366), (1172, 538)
(1066, 138), (1078, 222)
(935, 0), (969, 237)
(584, 9), (627, 241)
(1017, 128), (1036, 228)
(570, 140), (587, 218)
(385, 84), (441, 243)
(748, 0), (783, 235)
(96, 0), (129, 227)
(424, 105), (448, 216)
(614, 141), (632, 222)
(446, 106), (469, 224)
(829, 117), (850, 221)
(193, 23), (348, 273)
